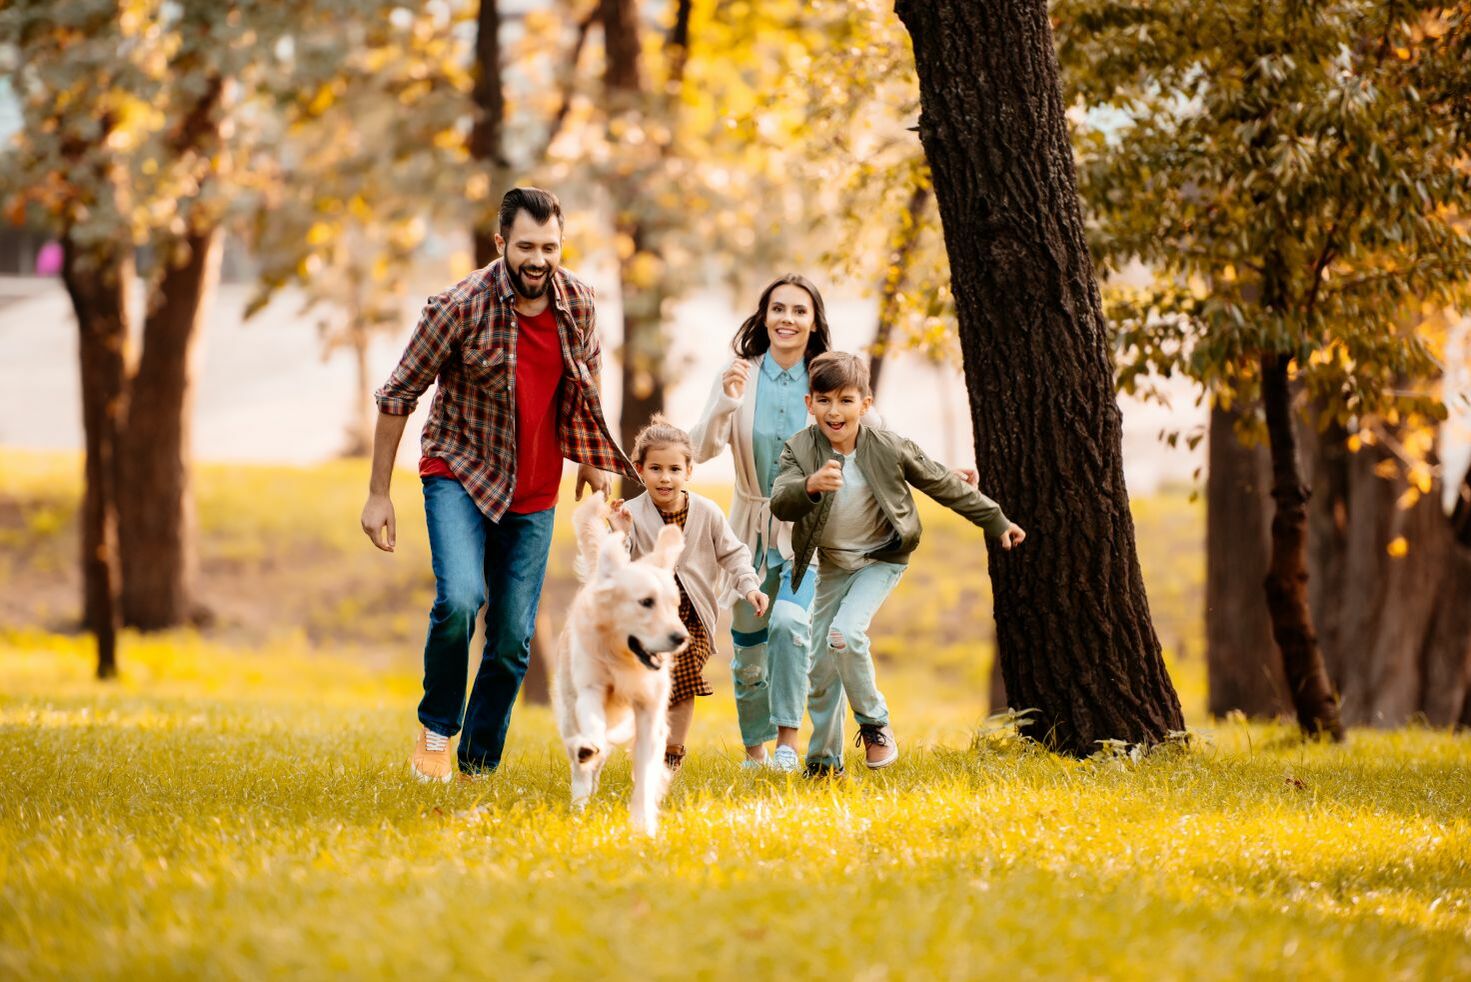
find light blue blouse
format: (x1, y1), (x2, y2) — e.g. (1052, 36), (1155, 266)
(752, 353), (809, 499)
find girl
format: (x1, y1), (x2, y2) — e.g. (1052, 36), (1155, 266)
(609, 416), (769, 772)
(687, 274), (846, 775)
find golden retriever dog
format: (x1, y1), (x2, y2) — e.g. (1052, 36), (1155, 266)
(554, 492), (688, 836)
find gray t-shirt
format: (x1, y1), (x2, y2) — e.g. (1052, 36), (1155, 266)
(818, 452), (895, 570)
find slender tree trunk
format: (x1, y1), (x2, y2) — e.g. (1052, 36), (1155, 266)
(117, 228), (221, 629)
(62, 237), (132, 678)
(470, 0), (506, 268)
(896, 0), (1184, 756)
(987, 656), (1007, 715)
(600, 0), (669, 498)
(1259, 353), (1344, 739)
(868, 184), (931, 399)
(1206, 402), (1288, 717)
(343, 319), (374, 458)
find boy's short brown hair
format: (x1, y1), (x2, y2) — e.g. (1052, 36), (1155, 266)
(808, 351), (872, 398)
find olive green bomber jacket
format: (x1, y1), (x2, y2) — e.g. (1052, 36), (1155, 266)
(769, 424), (1013, 590)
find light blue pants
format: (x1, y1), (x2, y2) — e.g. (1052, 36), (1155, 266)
(808, 560), (906, 729)
(730, 550), (847, 766)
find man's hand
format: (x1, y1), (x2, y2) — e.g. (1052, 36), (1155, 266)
(722, 358), (752, 399)
(607, 497), (633, 534)
(361, 493), (396, 552)
(805, 459), (844, 495)
(951, 467), (979, 487)
(745, 589), (769, 617)
(1000, 523), (1027, 551)
(576, 464), (609, 500)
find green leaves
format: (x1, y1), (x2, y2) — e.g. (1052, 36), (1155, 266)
(1056, 0), (1471, 431)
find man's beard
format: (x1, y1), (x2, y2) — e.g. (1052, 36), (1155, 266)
(508, 260), (552, 300)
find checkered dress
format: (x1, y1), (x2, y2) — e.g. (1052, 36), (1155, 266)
(660, 499), (715, 704)
(375, 260), (637, 521)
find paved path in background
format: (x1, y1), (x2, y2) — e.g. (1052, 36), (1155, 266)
(3, 271), (1215, 492)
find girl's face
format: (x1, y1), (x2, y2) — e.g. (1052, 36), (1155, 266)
(636, 444), (692, 510)
(764, 284), (816, 363)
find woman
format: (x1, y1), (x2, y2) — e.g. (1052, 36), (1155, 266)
(690, 274), (849, 775)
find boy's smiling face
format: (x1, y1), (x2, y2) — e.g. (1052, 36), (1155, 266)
(806, 386), (873, 451)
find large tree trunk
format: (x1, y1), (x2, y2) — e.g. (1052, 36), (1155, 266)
(868, 184), (931, 399)
(117, 228), (221, 629)
(895, 0), (1185, 756)
(1259, 353), (1344, 739)
(62, 237), (132, 678)
(470, 0), (506, 268)
(1205, 402), (1288, 717)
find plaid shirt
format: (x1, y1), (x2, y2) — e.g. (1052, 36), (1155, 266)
(375, 260), (637, 520)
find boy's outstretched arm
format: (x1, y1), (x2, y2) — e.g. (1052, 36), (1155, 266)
(770, 443), (822, 521)
(902, 438), (1018, 541)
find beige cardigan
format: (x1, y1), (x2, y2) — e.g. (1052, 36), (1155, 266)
(626, 490), (762, 639)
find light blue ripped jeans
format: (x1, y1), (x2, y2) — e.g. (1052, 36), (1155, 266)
(730, 549), (846, 767)
(808, 560), (906, 729)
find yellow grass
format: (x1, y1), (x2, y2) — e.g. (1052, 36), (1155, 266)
(2, 450), (1468, 978)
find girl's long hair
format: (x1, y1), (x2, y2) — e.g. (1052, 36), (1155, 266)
(731, 274), (832, 361)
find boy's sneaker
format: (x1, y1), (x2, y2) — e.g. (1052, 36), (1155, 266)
(412, 726), (454, 783)
(855, 724), (899, 769)
(804, 760), (846, 780)
(770, 745), (801, 772)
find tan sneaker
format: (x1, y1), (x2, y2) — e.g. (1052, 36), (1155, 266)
(411, 726), (454, 783)
(855, 724), (899, 769)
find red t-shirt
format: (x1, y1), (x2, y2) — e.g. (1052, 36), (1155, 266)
(421, 306), (565, 512)
(507, 305), (566, 512)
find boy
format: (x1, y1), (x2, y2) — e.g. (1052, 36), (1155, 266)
(769, 352), (1026, 769)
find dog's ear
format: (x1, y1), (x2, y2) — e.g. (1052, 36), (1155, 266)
(647, 523), (685, 570)
(596, 529), (630, 579)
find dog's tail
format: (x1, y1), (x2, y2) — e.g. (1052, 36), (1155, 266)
(571, 491), (612, 582)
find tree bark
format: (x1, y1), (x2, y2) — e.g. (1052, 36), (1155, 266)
(62, 237), (132, 678)
(868, 184), (931, 400)
(1259, 353), (1344, 739)
(895, 0), (1185, 756)
(1306, 421), (1471, 727)
(470, 0), (507, 268)
(117, 228), (221, 630)
(1205, 402), (1288, 717)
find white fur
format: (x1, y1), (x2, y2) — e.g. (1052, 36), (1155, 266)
(553, 492), (688, 836)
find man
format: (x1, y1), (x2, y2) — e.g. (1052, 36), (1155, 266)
(362, 187), (637, 782)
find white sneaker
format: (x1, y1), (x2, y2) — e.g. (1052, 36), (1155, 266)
(771, 746), (800, 772)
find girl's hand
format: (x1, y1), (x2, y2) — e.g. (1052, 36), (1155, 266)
(745, 590), (769, 617)
(1000, 523), (1027, 550)
(722, 358), (752, 399)
(607, 499), (633, 534)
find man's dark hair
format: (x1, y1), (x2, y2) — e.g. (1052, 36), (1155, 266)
(498, 187), (564, 241)
(808, 351), (872, 398)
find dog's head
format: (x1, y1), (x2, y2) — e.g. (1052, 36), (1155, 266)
(593, 522), (688, 671)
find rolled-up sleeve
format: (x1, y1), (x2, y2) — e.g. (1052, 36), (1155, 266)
(374, 295), (462, 416)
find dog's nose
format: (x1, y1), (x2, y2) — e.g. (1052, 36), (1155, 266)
(669, 630), (688, 647)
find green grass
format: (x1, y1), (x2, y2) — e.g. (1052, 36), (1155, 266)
(3, 450), (1468, 978)
(3, 639), (1471, 979)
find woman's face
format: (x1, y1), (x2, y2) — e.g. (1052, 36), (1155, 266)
(763, 284), (816, 363)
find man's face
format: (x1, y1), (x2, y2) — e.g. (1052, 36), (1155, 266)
(495, 211), (563, 300)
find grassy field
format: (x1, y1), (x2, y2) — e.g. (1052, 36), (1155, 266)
(3, 451), (1469, 978)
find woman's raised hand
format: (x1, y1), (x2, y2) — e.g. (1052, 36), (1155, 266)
(722, 358), (752, 399)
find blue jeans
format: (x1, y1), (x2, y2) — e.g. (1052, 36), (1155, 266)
(808, 561), (905, 728)
(418, 476), (555, 773)
(730, 551), (846, 767)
